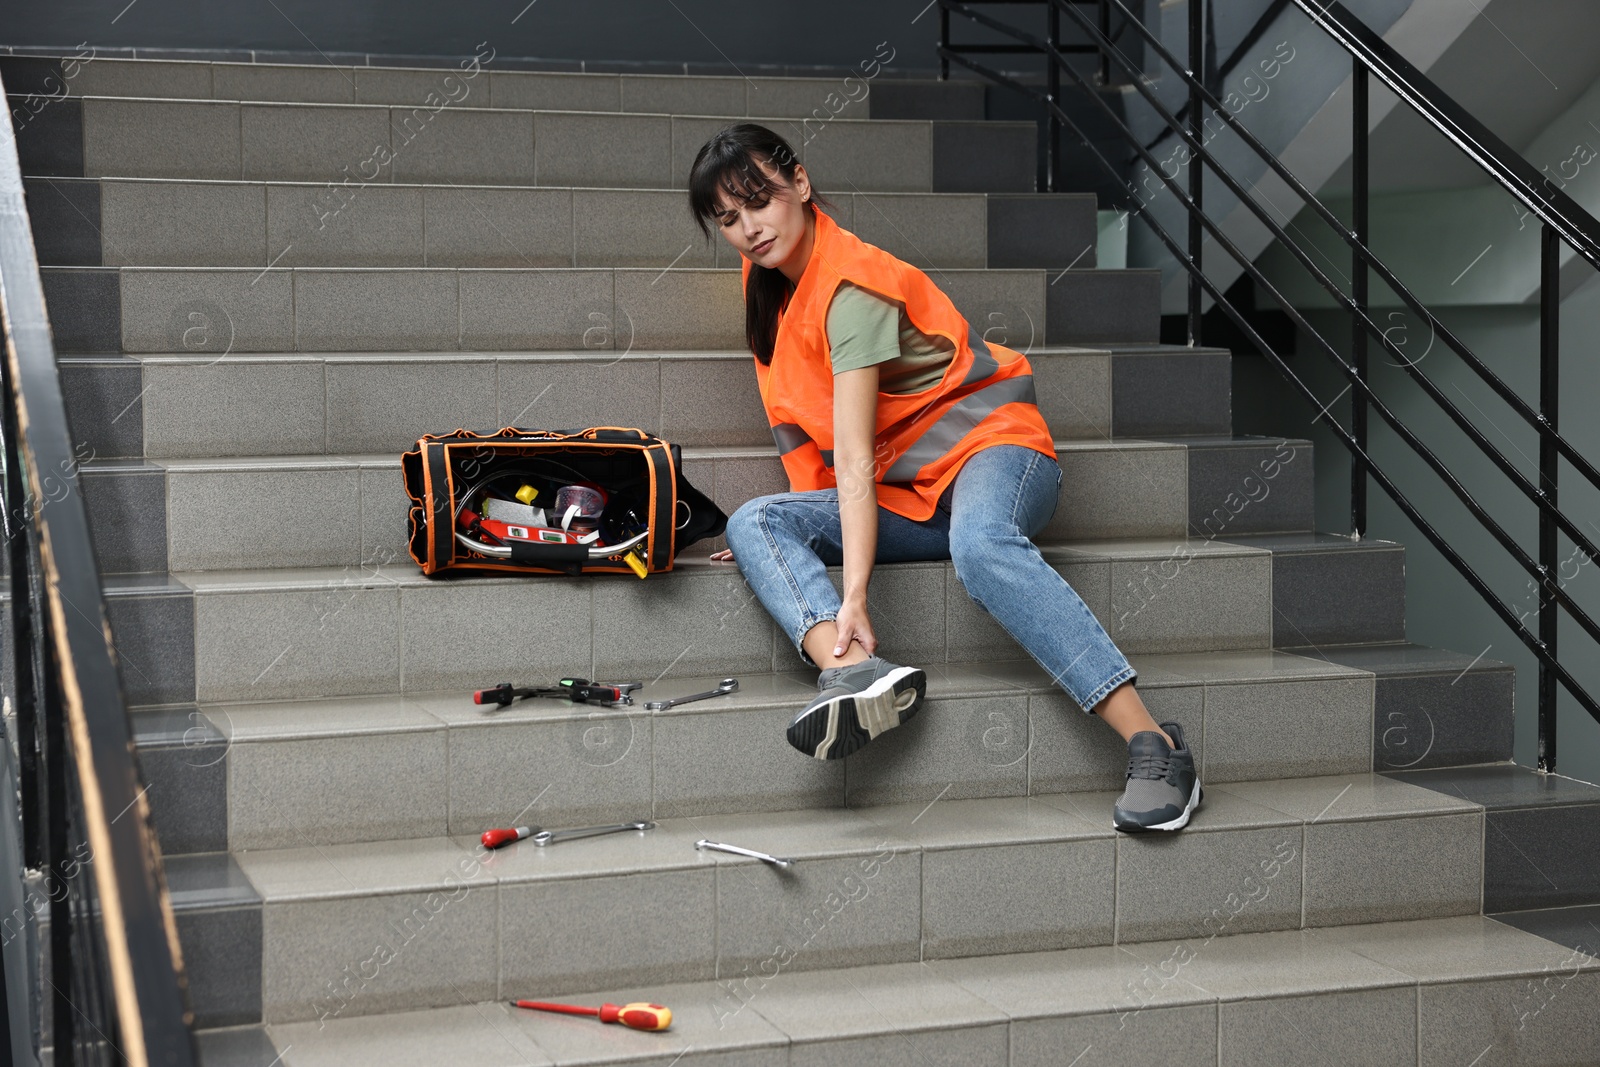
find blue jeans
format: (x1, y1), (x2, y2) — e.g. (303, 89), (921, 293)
(722, 444), (1137, 713)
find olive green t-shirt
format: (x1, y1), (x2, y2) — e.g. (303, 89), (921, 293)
(825, 283), (956, 395)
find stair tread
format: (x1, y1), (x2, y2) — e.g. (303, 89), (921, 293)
(165, 538), (1285, 593)
(51, 263), (1144, 275)
(1280, 639), (1515, 675)
(53, 90), (1036, 123)
(126, 433), (1303, 472)
(88, 341), (1227, 362)
(224, 913), (1600, 1065)
(186, 649), (1384, 739)
(221, 772), (1481, 904)
(231, 913), (1599, 1065)
(165, 532), (1398, 594)
(51, 173), (1101, 198)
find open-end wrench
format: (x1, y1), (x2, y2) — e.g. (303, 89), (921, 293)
(644, 678), (739, 711)
(695, 839), (794, 869)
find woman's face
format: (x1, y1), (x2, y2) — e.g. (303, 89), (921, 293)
(711, 156), (814, 283)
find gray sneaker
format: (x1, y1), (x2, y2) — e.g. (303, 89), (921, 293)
(787, 656), (927, 760)
(1113, 721), (1202, 832)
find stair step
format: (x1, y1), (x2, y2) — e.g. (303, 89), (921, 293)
(16, 95), (1037, 194)
(63, 344), (1232, 461)
(222, 915), (1600, 1065)
(1285, 642), (1517, 772)
(152, 533), (1408, 703)
(153, 648), (1486, 851)
(77, 533), (1403, 709)
(43, 264), (1161, 354)
(1387, 763), (1600, 913)
(181, 774), (1491, 1025)
(31, 176), (1101, 273)
(85, 436), (1312, 573)
(9, 55), (965, 122)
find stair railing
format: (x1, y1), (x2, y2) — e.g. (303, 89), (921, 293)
(939, 0), (1600, 773)
(0, 68), (196, 1066)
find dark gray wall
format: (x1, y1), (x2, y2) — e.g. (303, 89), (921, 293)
(0, 0), (942, 70)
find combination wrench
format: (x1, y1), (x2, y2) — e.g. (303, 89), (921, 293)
(644, 677), (739, 710)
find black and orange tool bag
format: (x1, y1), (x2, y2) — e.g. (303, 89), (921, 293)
(402, 426), (726, 578)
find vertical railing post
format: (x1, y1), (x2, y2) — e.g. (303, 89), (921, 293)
(1538, 222), (1560, 773)
(0, 334), (41, 870)
(1352, 63), (1369, 539)
(1048, 1), (1061, 192)
(44, 639), (73, 1063)
(1187, 0), (1204, 344)
(939, 2), (950, 81)
(1097, 0), (1112, 87)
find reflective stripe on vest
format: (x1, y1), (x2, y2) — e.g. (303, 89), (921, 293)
(881, 374), (1038, 483)
(771, 422), (811, 456)
(961, 324), (1000, 388)
(772, 325), (1002, 471)
(774, 422), (835, 469)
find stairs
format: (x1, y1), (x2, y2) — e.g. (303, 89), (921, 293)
(10, 53), (1600, 1066)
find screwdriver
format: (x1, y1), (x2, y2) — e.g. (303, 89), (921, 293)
(473, 679), (631, 707)
(512, 999), (672, 1031)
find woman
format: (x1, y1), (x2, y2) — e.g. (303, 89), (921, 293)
(689, 124), (1201, 832)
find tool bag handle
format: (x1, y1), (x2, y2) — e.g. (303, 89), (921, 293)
(507, 539), (589, 569)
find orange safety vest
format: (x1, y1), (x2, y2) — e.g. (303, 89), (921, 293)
(746, 208), (1056, 522)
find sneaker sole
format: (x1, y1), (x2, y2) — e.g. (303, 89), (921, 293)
(789, 666), (927, 760)
(1114, 780), (1204, 833)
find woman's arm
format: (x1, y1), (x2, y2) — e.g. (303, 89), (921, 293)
(834, 363), (880, 607)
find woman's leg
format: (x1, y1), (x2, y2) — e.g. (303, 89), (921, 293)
(943, 445), (1167, 742)
(945, 444), (1201, 830)
(722, 488), (950, 672)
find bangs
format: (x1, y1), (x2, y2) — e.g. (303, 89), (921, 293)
(687, 124), (800, 238)
(689, 154), (779, 237)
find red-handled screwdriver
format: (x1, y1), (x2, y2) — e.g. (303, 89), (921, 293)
(481, 826), (531, 849)
(513, 999), (672, 1031)
(482, 820), (655, 850)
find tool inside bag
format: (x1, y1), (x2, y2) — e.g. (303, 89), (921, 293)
(402, 426), (726, 578)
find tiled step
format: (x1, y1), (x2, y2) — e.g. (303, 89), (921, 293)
(62, 344), (1231, 461)
(29, 176), (1100, 272)
(134, 648), (1523, 854)
(1493, 901), (1600, 958)
(80, 532), (1404, 709)
(42, 264), (1160, 354)
(15, 95), (1037, 194)
(172, 774), (1492, 1025)
(196, 923), (1600, 1066)
(167, 852), (262, 1031)
(84, 436), (1313, 573)
(146, 533), (1409, 704)
(1285, 642), (1516, 772)
(3, 54), (962, 121)
(227, 913), (1600, 1066)
(1389, 763), (1600, 913)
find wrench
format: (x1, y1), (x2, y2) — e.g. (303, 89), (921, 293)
(645, 677), (739, 711)
(696, 839), (794, 869)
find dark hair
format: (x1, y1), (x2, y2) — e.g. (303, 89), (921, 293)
(688, 123), (834, 364)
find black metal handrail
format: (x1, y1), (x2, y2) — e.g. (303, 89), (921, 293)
(939, 0), (1600, 771)
(0, 68), (196, 1065)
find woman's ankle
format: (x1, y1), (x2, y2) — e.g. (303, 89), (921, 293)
(802, 621), (871, 671)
